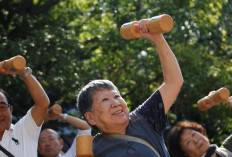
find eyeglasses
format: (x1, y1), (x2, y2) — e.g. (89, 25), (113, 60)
(0, 102), (10, 112)
(39, 136), (58, 145)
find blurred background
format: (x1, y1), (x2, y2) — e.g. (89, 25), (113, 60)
(0, 0), (232, 152)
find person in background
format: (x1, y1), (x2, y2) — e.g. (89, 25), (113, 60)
(0, 66), (50, 157)
(167, 90), (232, 157)
(167, 121), (232, 157)
(76, 19), (183, 156)
(38, 112), (91, 157)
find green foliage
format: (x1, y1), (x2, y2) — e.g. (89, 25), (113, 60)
(1, 0), (232, 146)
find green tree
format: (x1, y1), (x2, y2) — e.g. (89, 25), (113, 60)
(1, 0), (232, 146)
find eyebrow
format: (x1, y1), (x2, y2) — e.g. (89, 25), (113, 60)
(0, 101), (8, 105)
(102, 98), (108, 101)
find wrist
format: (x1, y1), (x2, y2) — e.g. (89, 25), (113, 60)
(62, 113), (68, 122)
(19, 67), (32, 80)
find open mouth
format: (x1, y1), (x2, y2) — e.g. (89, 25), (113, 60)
(113, 110), (123, 115)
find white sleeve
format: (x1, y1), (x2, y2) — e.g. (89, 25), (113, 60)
(77, 128), (92, 136)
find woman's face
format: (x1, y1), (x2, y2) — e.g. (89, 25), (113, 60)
(180, 128), (210, 157)
(85, 89), (129, 134)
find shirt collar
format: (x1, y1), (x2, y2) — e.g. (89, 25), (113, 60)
(57, 153), (63, 157)
(9, 124), (15, 131)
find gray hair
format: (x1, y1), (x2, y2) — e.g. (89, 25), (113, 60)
(77, 80), (119, 117)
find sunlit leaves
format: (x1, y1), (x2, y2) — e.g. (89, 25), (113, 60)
(0, 0), (232, 144)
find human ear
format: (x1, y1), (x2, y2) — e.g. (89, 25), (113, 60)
(84, 112), (96, 126)
(59, 139), (64, 150)
(38, 144), (43, 154)
(10, 106), (13, 113)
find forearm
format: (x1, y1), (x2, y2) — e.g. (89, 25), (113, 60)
(23, 73), (50, 109)
(151, 35), (183, 113)
(152, 35), (183, 86)
(20, 67), (50, 125)
(59, 114), (91, 130)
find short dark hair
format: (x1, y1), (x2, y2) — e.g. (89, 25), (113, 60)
(76, 80), (119, 117)
(0, 88), (13, 106)
(40, 128), (61, 140)
(167, 121), (208, 157)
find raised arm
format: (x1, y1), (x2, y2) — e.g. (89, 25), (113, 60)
(19, 67), (50, 126)
(135, 20), (184, 114)
(152, 35), (183, 113)
(45, 111), (91, 130)
(2, 66), (50, 126)
(59, 114), (91, 130)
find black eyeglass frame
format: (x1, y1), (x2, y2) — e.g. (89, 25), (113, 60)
(0, 101), (10, 107)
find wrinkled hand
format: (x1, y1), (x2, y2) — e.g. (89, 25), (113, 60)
(1, 63), (26, 76)
(44, 112), (61, 123)
(204, 91), (218, 107)
(134, 19), (161, 40)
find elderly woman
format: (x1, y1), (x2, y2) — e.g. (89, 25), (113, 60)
(167, 121), (232, 157)
(167, 90), (232, 157)
(77, 19), (183, 157)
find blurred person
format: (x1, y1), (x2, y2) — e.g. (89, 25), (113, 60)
(167, 121), (232, 157)
(0, 66), (50, 157)
(167, 90), (232, 157)
(38, 112), (91, 157)
(77, 19), (183, 156)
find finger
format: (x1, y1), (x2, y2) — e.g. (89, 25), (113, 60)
(2, 69), (19, 75)
(140, 20), (146, 32)
(208, 91), (215, 96)
(1, 68), (10, 74)
(144, 20), (149, 32)
(139, 19), (148, 33)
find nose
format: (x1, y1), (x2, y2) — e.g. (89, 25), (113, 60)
(111, 99), (120, 107)
(193, 138), (198, 144)
(44, 140), (51, 146)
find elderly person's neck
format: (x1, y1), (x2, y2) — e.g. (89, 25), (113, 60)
(99, 121), (129, 134)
